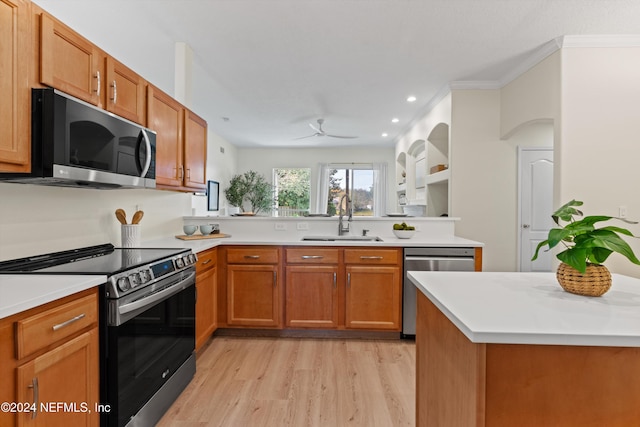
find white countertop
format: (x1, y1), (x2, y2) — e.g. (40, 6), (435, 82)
(408, 271), (640, 347)
(144, 234), (483, 254)
(0, 274), (106, 320)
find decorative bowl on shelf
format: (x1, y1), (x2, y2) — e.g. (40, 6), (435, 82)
(393, 229), (415, 239)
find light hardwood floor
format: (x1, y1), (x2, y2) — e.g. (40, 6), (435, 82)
(158, 337), (416, 426)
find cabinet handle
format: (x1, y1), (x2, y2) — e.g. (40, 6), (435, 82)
(333, 272), (337, 289)
(28, 377), (39, 419)
(111, 80), (118, 103)
(186, 168), (191, 180)
(94, 71), (101, 97)
(179, 166), (184, 180)
(347, 272), (351, 288)
(201, 259), (212, 265)
(360, 256), (383, 260)
(301, 255), (324, 259)
(273, 271), (277, 287)
(244, 255), (260, 259)
(52, 313), (86, 331)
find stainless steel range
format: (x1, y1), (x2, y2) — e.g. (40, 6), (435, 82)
(0, 243), (197, 427)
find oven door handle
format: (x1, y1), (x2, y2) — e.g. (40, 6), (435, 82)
(118, 271), (196, 316)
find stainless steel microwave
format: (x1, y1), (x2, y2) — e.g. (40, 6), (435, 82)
(0, 88), (156, 189)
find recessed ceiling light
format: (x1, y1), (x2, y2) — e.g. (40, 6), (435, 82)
(381, 133), (388, 137)
(391, 118), (399, 123)
(407, 96), (417, 103)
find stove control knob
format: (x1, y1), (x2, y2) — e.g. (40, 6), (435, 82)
(175, 258), (184, 268)
(130, 273), (142, 288)
(117, 277), (131, 292)
(139, 269), (151, 283)
(183, 255), (192, 265)
(189, 254), (197, 264)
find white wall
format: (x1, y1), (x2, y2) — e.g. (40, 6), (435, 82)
(233, 146), (396, 214)
(559, 46), (640, 276)
(0, 183), (191, 260)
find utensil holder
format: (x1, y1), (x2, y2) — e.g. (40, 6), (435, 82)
(121, 224), (141, 248)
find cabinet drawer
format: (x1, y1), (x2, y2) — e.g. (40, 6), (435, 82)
(196, 248), (217, 274)
(227, 247), (279, 264)
(344, 248), (400, 265)
(286, 248), (339, 264)
(15, 293), (98, 360)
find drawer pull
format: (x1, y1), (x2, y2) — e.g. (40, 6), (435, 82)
(347, 272), (351, 288)
(360, 256), (383, 260)
(52, 313), (86, 331)
(28, 377), (39, 419)
(333, 272), (337, 289)
(301, 255), (324, 259)
(245, 255), (261, 259)
(201, 259), (212, 265)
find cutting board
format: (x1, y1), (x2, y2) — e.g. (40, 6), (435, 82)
(175, 233), (231, 240)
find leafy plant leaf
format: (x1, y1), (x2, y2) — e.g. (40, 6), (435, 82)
(557, 247), (588, 273)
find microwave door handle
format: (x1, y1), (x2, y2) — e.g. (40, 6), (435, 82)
(136, 129), (152, 177)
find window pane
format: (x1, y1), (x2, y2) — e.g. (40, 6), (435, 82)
(326, 167), (374, 217)
(274, 168), (310, 217)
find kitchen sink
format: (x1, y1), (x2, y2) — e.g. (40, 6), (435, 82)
(301, 235), (384, 242)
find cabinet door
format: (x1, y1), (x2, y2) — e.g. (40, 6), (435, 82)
(227, 264), (280, 327)
(345, 265), (401, 331)
(147, 85), (183, 187)
(105, 56), (146, 125)
(16, 328), (99, 427)
(0, 0), (30, 172)
(183, 109), (207, 190)
(286, 265), (338, 329)
(40, 13), (102, 106)
(195, 265), (217, 351)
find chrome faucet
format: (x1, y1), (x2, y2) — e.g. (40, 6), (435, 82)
(338, 194), (352, 235)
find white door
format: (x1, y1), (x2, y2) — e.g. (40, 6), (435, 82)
(519, 148), (554, 272)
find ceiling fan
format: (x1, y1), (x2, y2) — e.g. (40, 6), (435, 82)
(294, 119), (358, 140)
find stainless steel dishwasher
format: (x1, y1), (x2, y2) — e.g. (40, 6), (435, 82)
(402, 247), (476, 337)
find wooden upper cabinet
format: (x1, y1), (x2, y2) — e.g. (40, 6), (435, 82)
(0, 0), (31, 172)
(40, 13), (102, 106)
(147, 85), (184, 187)
(148, 84), (208, 191)
(184, 109), (207, 190)
(105, 56), (146, 125)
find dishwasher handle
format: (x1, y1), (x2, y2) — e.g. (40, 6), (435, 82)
(405, 256), (475, 262)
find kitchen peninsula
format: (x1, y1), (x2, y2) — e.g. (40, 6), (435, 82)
(408, 271), (640, 427)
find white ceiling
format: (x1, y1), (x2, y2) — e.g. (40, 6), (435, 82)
(33, 0), (640, 148)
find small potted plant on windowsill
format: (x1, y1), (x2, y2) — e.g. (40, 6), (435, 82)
(532, 200), (640, 296)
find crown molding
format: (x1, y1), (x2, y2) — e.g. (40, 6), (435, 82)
(449, 80), (502, 90)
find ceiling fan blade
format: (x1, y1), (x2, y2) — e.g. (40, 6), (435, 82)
(309, 123), (322, 133)
(293, 133), (321, 140)
(326, 134), (358, 139)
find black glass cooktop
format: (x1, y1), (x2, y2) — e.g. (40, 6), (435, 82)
(0, 243), (189, 276)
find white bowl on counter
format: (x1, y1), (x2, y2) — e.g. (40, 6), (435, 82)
(393, 230), (416, 239)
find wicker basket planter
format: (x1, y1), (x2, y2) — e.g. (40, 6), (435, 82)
(556, 263), (612, 297)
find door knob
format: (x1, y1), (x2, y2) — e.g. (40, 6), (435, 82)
(522, 224), (530, 229)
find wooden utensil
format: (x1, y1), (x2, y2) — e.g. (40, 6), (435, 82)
(131, 210), (144, 224)
(115, 209), (127, 224)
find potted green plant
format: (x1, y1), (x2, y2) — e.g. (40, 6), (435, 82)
(532, 200), (640, 296)
(224, 174), (248, 213)
(223, 170), (274, 215)
(242, 170), (274, 215)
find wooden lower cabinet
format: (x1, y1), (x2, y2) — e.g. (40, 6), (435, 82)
(345, 265), (401, 330)
(16, 329), (98, 427)
(227, 264), (280, 327)
(0, 288), (99, 427)
(195, 248), (217, 351)
(285, 265), (339, 328)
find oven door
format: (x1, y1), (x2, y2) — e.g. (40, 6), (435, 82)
(104, 269), (195, 427)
